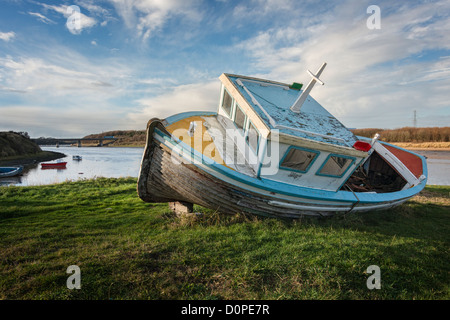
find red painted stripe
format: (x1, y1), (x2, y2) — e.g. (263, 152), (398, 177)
(383, 145), (423, 178)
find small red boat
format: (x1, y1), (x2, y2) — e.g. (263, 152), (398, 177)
(41, 162), (67, 169)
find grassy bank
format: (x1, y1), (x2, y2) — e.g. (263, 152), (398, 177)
(0, 132), (41, 158)
(0, 178), (448, 300)
(0, 131), (65, 166)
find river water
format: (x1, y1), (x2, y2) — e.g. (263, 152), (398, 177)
(0, 147), (449, 186)
(0, 146), (144, 186)
(412, 150), (450, 186)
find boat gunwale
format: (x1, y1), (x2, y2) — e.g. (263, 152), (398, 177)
(0, 166), (23, 177)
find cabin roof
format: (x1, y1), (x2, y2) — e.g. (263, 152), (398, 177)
(224, 74), (358, 148)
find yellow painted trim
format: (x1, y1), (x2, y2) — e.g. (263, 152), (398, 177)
(166, 115), (233, 170)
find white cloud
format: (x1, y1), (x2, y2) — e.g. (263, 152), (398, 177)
(75, 0), (110, 16)
(0, 105), (127, 137)
(0, 56), (113, 94)
(38, 3), (97, 34)
(0, 47), (139, 136)
(234, 0), (450, 128)
(75, 0), (117, 27)
(0, 39), (139, 115)
(127, 80), (221, 128)
(28, 11), (55, 24)
(108, 0), (203, 41)
(0, 31), (16, 42)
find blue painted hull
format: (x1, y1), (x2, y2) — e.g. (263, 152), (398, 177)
(0, 166), (23, 178)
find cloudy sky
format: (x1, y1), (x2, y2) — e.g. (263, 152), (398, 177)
(0, 0), (449, 138)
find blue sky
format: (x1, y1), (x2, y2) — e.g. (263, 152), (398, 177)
(0, 0), (449, 137)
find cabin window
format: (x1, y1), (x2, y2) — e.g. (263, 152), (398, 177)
(317, 154), (355, 178)
(246, 121), (260, 152)
(221, 89), (233, 117)
(234, 104), (246, 130)
(280, 147), (319, 173)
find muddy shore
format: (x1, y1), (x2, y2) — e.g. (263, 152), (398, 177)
(0, 151), (66, 167)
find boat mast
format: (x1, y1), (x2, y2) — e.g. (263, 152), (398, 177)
(290, 62), (327, 113)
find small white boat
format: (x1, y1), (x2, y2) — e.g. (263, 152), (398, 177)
(72, 155), (82, 161)
(137, 63), (427, 218)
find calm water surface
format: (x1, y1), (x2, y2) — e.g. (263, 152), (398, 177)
(413, 150), (450, 186)
(1, 147), (449, 186)
(0, 146), (144, 186)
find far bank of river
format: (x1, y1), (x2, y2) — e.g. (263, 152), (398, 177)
(0, 146), (449, 186)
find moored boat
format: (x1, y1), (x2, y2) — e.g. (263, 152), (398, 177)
(72, 155), (82, 161)
(137, 63), (427, 218)
(41, 162), (67, 169)
(0, 166), (23, 178)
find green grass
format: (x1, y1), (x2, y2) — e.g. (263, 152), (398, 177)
(0, 178), (448, 300)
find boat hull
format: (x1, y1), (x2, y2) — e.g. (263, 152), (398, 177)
(0, 166), (23, 178)
(138, 116), (427, 218)
(41, 162), (67, 169)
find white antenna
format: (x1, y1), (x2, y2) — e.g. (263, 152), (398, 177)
(290, 62), (327, 113)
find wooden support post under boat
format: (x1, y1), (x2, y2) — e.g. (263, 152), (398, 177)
(169, 201), (194, 216)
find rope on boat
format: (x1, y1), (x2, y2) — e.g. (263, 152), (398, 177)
(342, 183), (360, 216)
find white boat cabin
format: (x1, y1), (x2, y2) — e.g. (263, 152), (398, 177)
(213, 66), (371, 192)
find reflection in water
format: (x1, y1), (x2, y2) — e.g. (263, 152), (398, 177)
(0, 176), (23, 186)
(1, 147), (449, 187)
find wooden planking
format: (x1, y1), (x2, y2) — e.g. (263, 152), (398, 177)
(141, 136), (412, 218)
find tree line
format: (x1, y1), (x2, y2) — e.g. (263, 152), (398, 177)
(351, 127), (450, 142)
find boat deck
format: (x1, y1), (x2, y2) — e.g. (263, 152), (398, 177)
(226, 74), (358, 148)
(165, 115), (256, 176)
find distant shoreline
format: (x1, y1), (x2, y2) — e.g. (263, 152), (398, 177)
(0, 150), (66, 167)
(389, 142), (450, 151)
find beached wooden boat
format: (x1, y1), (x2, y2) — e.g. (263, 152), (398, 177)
(0, 166), (23, 178)
(41, 162), (67, 169)
(137, 63), (427, 218)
